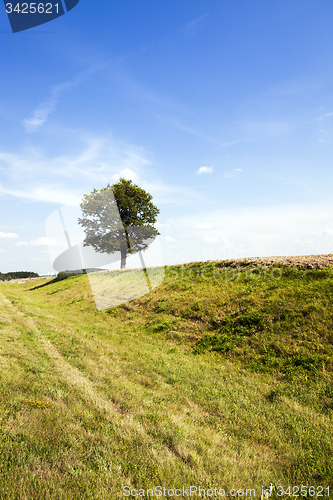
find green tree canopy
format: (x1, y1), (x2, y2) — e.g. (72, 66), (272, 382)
(78, 178), (160, 269)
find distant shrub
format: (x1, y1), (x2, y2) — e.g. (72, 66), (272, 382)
(57, 268), (101, 280)
(57, 270), (84, 280)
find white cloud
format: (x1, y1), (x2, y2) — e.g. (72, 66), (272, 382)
(204, 236), (219, 243)
(0, 140), (137, 204)
(197, 166), (213, 174)
(165, 236), (176, 242)
(110, 168), (140, 183)
(0, 231), (18, 239)
(22, 66), (100, 132)
(220, 237), (233, 248)
(194, 223), (214, 229)
(0, 185), (82, 206)
(0, 131), (201, 210)
(16, 237), (58, 247)
(141, 181), (200, 207)
(155, 222), (170, 228)
(0, 249), (5, 253)
(0, 134), (157, 205)
(161, 202), (333, 263)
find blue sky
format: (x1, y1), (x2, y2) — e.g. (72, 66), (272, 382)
(1, 0), (333, 274)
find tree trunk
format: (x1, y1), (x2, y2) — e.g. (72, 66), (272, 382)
(120, 230), (131, 269)
(120, 244), (127, 269)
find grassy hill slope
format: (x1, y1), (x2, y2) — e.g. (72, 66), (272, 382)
(0, 261), (332, 498)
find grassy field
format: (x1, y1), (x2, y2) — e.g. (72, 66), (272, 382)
(0, 261), (332, 499)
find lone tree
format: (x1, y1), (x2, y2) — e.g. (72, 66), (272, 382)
(78, 178), (160, 269)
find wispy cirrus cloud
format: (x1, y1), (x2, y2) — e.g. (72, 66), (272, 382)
(214, 110), (333, 151)
(182, 13), (209, 33)
(0, 132), (152, 206)
(22, 66), (101, 132)
(224, 168), (242, 178)
(0, 185), (83, 206)
(16, 237), (58, 247)
(0, 133), (151, 182)
(0, 131), (200, 208)
(170, 121), (218, 144)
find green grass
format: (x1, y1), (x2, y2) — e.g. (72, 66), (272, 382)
(0, 261), (332, 498)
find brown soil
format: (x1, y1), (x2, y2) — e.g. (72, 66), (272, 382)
(229, 253), (333, 270)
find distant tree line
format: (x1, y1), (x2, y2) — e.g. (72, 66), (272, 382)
(0, 271), (39, 280)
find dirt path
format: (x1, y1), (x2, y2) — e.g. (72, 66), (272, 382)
(0, 290), (185, 470)
(0, 291), (120, 416)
